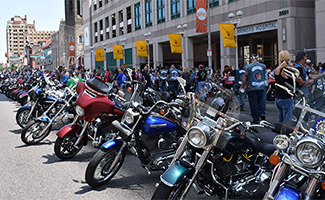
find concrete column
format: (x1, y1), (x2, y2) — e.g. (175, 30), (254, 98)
(155, 42), (164, 67)
(123, 7), (127, 34)
(116, 11), (120, 37)
(108, 15), (112, 39)
(181, 0), (186, 18)
(152, 0), (157, 25)
(316, 0), (325, 63)
(220, 34), (236, 73)
(165, 0), (170, 22)
(285, 17), (296, 55)
(185, 37), (194, 69)
(141, 0), (145, 29)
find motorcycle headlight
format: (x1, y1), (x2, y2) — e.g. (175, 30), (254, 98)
(188, 125), (210, 148)
(273, 135), (289, 150)
(122, 109), (135, 125)
(295, 138), (323, 167)
(75, 105), (85, 117)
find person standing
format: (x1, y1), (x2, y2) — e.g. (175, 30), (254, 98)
(230, 65), (246, 111)
(293, 51), (313, 98)
(142, 66), (151, 89)
(196, 65), (207, 100)
(158, 66), (168, 93)
(116, 68), (127, 91)
(240, 54), (267, 124)
(167, 64), (180, 96)
(61, 68), (69, 85)
(182, 67), (192, 92)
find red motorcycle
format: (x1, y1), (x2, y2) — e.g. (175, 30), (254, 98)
(54, 77), (125, 160)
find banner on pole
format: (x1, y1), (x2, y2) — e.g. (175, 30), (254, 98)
(95, 48), (105, 61)
(168, 34), (183, 53)
(219, 23), (237, 48)
(113, 45), (124, 59)
(135, 40), (148, 57)
(69, 42), (75, 56)
(196, 0), (207, 33)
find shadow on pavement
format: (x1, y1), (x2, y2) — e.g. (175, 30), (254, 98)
(15, 139), (54, 148)
(42, 151), (97, 164)
(9, 129), (22, 134)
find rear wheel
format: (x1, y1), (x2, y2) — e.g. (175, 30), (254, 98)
(21, 121), (52, 145)
(85, 146), (126, 188)
(16, 108), (32, 128)
(54, 134), (84, 160)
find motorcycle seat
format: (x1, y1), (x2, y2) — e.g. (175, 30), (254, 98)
(246, 131), (277, 156)
(86, 77), (110, 94)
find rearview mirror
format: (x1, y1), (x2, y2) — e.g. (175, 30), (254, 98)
(177, 77), (186, 94)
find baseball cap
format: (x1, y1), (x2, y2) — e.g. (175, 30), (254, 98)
(295, 51), (307, 61)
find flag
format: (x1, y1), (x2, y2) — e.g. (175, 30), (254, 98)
(219, 23), (237, 48)
(69, 42), (75, 56)
(168, 34), (183, 53)
(113, 45), (124, 59)
(135, 40), (148, 57)
(95, 48), (105, 61)
(196, 0), (207, 33)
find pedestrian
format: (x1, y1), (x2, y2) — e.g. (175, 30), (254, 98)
(182, 67), (192, 92)
(158, 66), (168, 93)
(240, 54), (267, 124)
(230, 65), (246, 111)
(116, 68), (127, 91)
(61, 68), (69, 85)
(142, 66), (151, 89)
(196, 64), (207, 100)
(67, 71), (83, 89)
(105, 69), (110, 82)
(309, 65), (324, 110)
(167, 64), (180, 97)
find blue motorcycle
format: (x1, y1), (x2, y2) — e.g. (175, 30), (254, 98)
(85, 80), (187, 187)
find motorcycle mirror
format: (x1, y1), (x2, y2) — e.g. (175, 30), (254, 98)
(106, 82), (113, 91)
(177, 77), (186, 94)
(127, 68), (133, 81)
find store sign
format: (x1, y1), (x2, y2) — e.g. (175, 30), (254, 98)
(238, 22), (277, 36)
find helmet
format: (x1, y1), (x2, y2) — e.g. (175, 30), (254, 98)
(160, 91), (171, 102)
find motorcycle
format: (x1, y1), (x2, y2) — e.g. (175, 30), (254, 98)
(54, 77), (125, 160)
(264, 72), (325, 199)
(152, 84), (276, 199)
(20, 86), (76, 145)
(84, 77), (189, 188)
(267, 71), (276, 101)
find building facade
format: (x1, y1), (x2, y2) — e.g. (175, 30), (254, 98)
(52, 0), (84, 69)
(82, 0), (317, 72)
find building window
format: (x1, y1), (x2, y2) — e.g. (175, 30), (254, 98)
(228, 0), (238, 3)
(112, 14), (116, 38)
(171, 0), (180, 20)
(187, 0), (195, 15)
(119, 10), (124, 35)
(210, 0), (219, 7)
(70, 35), (74, 42)
(99, 19), (104, 41)
(127, 6), (132, 33)
(77, 0), (82, 16)
(99, 0), (102, 8)
(94, 22), (98, 42)
(78, 36), (83, 43)
(94, 2), (97, 11)
(134, 2), (141, 30)
(105, 0), (108, 4)
(105, 16), (110, 40)
(145, 0), (152, 27)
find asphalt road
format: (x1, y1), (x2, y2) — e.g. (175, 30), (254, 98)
(0, 93), (278, 200)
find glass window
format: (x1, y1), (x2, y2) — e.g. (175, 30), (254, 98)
(228, 0), (238, 3)
(79, 36), (83, 43)
(209, 0), (219, 7)
(145, 0), (152, 27)
(187, 0), (195, 15)
(127, 6), (132, 33)
(157, 0), (165, 24)
(171, 0), (180, 20)
(134, 2), (141, 30)
(105, 16), (109, 40)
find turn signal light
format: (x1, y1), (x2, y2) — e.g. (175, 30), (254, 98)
(269, 154), (280, 166)
(160, 110), (165, 115)
(127, 87), (131, 93)
(321, 181), (325, 190)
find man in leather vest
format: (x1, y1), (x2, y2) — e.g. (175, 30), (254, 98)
(167, 64), (180, 96)
(158, 66), (168, 93)
(240, 54), (266, 124)
(230, 65), (246, 111)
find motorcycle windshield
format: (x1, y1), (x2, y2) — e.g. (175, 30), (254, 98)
(281, 76), (325, 135)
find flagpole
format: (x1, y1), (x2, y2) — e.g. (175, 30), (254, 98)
(207, 0), (212, 70)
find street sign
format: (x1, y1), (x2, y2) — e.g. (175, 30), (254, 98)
(207, 49), (212, 57)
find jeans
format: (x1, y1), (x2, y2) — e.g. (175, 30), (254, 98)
(169, 81), (179, 96)
(234, 87), (245, 109)
(247, 90), (265, 123)
(262, 89), (267, 111)
(197, 81), (207, 100)
(160, 81), (167, 93)
(275, 98), (294, 123)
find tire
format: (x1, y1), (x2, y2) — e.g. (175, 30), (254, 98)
(152, 181), (179, 200)
(85, 146), (126, 188)
(21, 121), (52, 145)
(16, 108), (32, 128)
(54, 134), (84, 160)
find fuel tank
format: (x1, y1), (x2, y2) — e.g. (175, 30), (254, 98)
(141, 115), (178, 135)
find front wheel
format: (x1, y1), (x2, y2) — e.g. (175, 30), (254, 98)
(16, 108), (32, 128)
(85, 146), (126, 188)
(21, 121), (52, 145)
(54, 134), (84, 160)
(152, 180), (189, 200)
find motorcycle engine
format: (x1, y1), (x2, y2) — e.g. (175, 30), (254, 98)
(141, 131), (178, 152)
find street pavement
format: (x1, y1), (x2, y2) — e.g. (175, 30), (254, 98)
(0, 93), (278, 200)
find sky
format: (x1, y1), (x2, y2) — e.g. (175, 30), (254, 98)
(0, 0), (65, 63)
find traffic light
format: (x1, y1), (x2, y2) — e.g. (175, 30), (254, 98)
(5, 52), (7, 57)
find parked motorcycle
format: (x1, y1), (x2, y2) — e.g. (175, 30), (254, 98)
(264, 73), (325, 199)
(20, 86), (76, 145)
(84, 76), (189, 188)
(54, 77), (125, 160)
(152, 84), (276, 200)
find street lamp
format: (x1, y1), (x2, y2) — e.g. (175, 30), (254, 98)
(228, 10), (243, 69)
(144, 32), (151, 69)
(119, 38), (127, 67)
(60, 23), (77, 69)
(177, 24), (187, 70)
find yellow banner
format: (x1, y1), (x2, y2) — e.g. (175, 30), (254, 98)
(136, 40), (148, 57)
(95, 48), (105, 61)
(168, 33), (183, 53)
(113, 45), (124, 59)
(219, 23), (237, 48)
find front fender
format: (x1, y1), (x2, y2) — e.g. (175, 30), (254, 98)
(160, 161), (192, 187)
(275, 186), (301, 200)
(102, 139), (123, 150)
(56, 123), (83, 138)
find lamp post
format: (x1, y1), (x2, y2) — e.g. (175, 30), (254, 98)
(177, 24), (188, 70)
(228, 10), (243, 69)
(60, 24), (77, 69)
(144, 32), (152, 69)
(119, 38), (127, 67)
